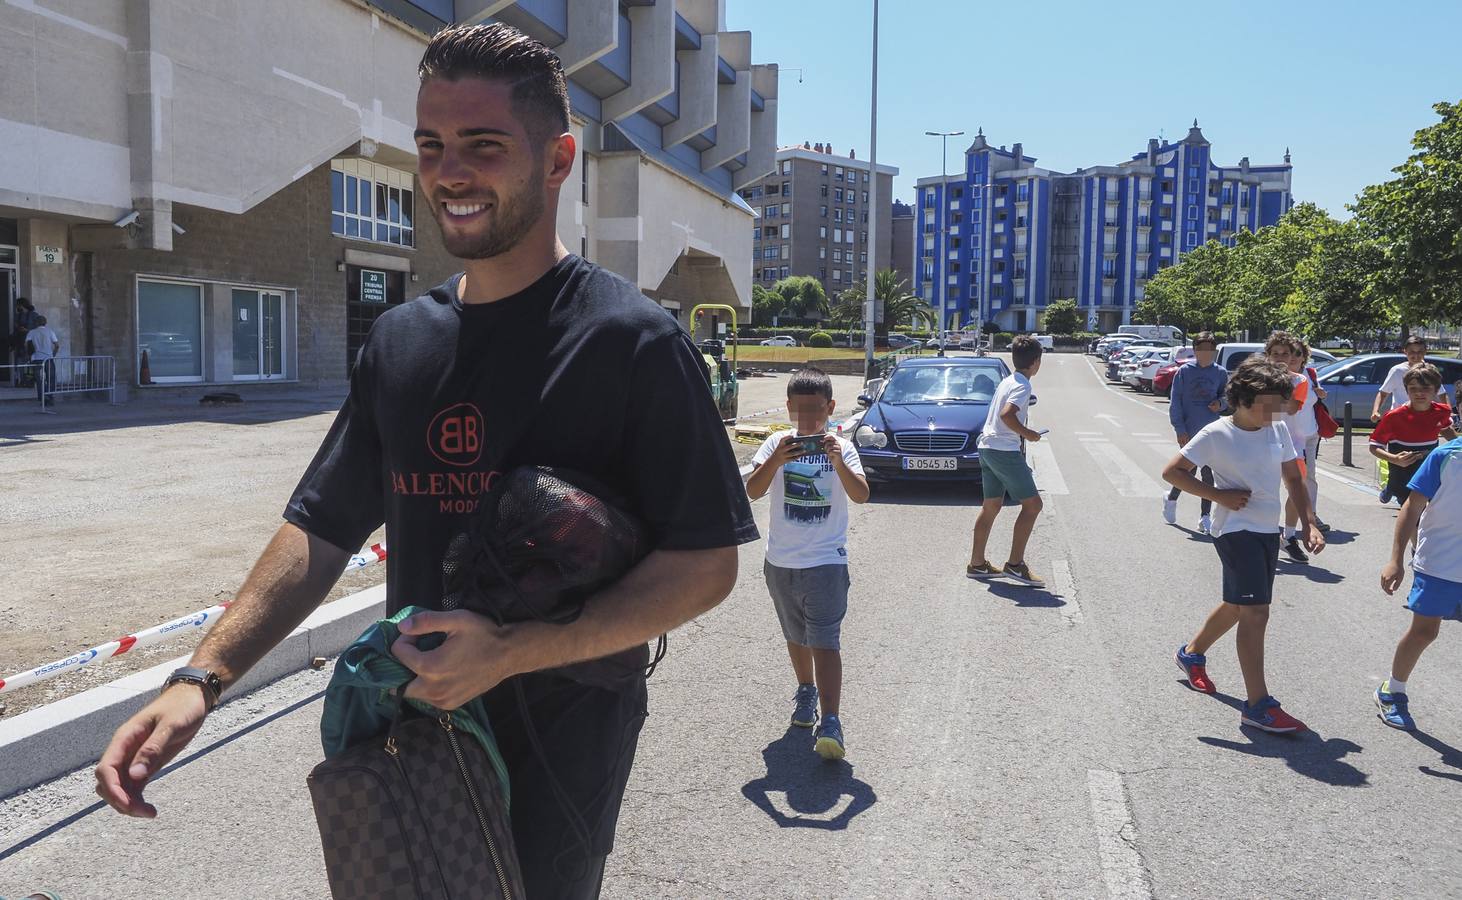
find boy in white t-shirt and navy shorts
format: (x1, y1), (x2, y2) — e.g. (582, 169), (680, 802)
(747, 367), (869, 760)
(1163, 357), (1325, 733)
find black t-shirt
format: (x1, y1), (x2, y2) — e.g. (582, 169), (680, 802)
(285, 255), (758, 682)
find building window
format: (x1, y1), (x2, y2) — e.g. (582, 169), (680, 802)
(820, 205), (828, 218)
(833, 249), (843, 262)
(331, 159), (415, 248)
(781, 266), (789, 279)
(1102, 259), (1115, 278)
(832, 270), (842, 282)
(1185, 232), (1198, 249)
(846, 269), (854, 282)
(137, 279), (205, 382)
(834, 166), (844, 180)
(781, 244), (790, 259)
(1188, 166), (1198, 177)
(781, 181), (792, 196)
(862, 212), (868, 223)
(992, 285), (1004, 299)
(819, 246), (826, 259)
(861, 231), (867, 244)
(1017, 182), (1030, 202)
(780, 223), (790, 239)
(1015, 260), (1026, 278)
(780, 160), (791, 175)
(1188, 178), (1199, 193)
(752, 227), (760, 240)
(860, 251), (867, 263)
(834, 209), (843, 223)
(924, 191), (935, 207)
(1187, 205), (1198, 221)
(847, 231), (854, 245)
(834, 228), (843, 242)
(835, 188), (844, 202)
(861, 191), (869, 203)
(781, 203), (790, 216)
(820, 185), (829, 198)
(819, 226), (828, 238)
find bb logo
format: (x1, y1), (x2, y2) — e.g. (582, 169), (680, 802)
(427, 402), (486, 467)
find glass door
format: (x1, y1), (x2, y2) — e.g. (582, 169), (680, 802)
(231, 289), (286, 380)
(1, 266), (13, 383)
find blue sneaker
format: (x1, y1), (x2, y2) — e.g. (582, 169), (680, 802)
(1375, 683), (1415, 731)
(790, 684), (818, 727)
(814, 714), (846, 760)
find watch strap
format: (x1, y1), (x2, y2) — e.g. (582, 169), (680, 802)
(164, 666), (222, 709)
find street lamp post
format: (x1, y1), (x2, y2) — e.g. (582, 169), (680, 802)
(863, 0), (879, 382)
(925, 129), (963, 358)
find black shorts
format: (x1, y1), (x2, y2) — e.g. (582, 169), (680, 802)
(1213, 530), (1280, 606)
(482, 670), (648, 899)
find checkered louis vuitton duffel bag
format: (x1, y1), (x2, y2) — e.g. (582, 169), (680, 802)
(307, 704), (524, 899)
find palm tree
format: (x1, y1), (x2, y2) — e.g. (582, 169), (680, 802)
(837, 270), (934, 332)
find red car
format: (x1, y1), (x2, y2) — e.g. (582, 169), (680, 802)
(1153, 362), (1181, 397)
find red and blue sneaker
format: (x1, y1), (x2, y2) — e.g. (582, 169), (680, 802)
(1175, 645), (1215, 694)
(1240, 696), (1307, 733)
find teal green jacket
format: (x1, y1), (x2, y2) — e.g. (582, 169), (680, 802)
(319, 605), (510, 801)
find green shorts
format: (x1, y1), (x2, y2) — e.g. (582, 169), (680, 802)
(979, 447), (1038, 502)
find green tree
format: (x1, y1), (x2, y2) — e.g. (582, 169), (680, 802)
(1225, 203), (1335, 335)
(770, 275), (829, 320)
(751, 283), (782, 325)
(1353, 99), (1462, 326)
(834, 270), (935, 330)
(1136, 239), (1234, 332)
(1041, 298), (1083, 334)
(1285, 217), (1396, 341)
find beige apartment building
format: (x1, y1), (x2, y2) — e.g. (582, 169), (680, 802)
(0, 0), (776, 398)
(739, 143), (897, 302)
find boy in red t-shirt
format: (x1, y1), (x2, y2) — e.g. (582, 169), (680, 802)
(1370, 363), (1459, 504)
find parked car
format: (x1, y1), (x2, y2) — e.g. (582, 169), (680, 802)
(1215, 343), (1337, 372)
(925, 335), (961, 349)
(1119, 348), (1167, 388)
(760, 335), (798, 347)
(1153, 361), (1181, 397)
(886, 333), (920, 350)
(1128, 347), (1195, 392)
(852, 356), (1012, 485)
(1315, 353), (1462, 422)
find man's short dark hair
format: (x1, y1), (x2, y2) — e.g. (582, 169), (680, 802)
(1193, 331), (1217, 350)
(418, 23), (571, 150)
(1403, 362), (1443, 390)
(1226, 356), (1293, 409)
(1264, 330), (1296, 356)
(1010, 335), (1043, 370)
(787, 366), (833, 401)
(1404, 335), (1428, 351)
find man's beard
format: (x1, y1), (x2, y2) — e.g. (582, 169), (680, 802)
(432, 174), (546, 260)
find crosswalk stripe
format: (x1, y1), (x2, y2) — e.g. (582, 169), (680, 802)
(1028, 441), (1070, 495)
(1083, 441), (1165, 498)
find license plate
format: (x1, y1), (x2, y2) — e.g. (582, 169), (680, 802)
(903, 457), (958, 471)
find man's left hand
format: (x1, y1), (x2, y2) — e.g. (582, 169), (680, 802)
(393, 610), (521, 710)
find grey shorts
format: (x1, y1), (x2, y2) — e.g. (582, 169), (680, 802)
(764, 561), (850, 650)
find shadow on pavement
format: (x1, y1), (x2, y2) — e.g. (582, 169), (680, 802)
(1198, 729), (1368, 787)
(1409, 729), (1462, 784)
(981, 580), (1067, 608)
(0, 394), (346, 442)
(740, 727), (877, 830)
(1170, 524), (1214, 544)
(1177, 682), (1245, 714)
(1316, 528), (1358, 546)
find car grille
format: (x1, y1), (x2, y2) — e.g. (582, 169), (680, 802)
(894, 431), (969, 453)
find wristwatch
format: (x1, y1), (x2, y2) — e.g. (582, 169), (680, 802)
(162, 666), (223, 711)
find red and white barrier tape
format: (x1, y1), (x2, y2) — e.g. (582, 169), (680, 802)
(0, 542), (387, 695)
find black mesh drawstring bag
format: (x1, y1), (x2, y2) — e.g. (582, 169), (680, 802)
(439, 466), (662, 882)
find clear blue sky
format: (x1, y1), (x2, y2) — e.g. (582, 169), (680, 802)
(726, 0), (1462, 217)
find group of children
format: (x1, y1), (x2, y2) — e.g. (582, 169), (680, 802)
(744, 330), (1458, 762)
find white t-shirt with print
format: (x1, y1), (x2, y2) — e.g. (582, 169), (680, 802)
(1180, 418), (1299, 537)
(752, 431), (864, 569)
(977, 372), (1032, 452)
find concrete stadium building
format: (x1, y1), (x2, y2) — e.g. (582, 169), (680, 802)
(0, 0), (776, 397)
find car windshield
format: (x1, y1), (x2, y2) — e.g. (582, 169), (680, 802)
(882, 366), (1000, 404)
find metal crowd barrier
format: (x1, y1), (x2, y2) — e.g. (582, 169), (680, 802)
(41, 355), (118, 408)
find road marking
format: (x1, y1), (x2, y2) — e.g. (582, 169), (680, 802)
(1095, 413), (1123, 426)
(1075, 430), (1104, 436)
(1052, 559), (1081, 625)
(1078, 436), (1111, 443)
(1082, 360), (1170, 415)
(1083, 441), (1164, 498)
(1028, 441), (1070, 495)
(1087, 769), (1155, 900)
(1132, 432), (1162, 438)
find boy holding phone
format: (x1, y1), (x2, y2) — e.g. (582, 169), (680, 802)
(747, 367), (869, 760)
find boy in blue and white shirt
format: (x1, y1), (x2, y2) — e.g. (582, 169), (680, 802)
(1376, 437), (1462, 730)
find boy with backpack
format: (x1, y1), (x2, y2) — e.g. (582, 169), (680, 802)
(1376, 430), (1462, 730)
(747, 367), (870, 760)
(1165, 357), (1325, 733)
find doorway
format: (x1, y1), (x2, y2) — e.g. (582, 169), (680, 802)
(1, 250), (16, 384)
(231, 289), (287, 380)
(345, 265), (405, 373)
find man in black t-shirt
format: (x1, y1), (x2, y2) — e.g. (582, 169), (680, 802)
(96, 22), (757, 899)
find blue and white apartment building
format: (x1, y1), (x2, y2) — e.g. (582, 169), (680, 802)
(913, 122), (1293, 334)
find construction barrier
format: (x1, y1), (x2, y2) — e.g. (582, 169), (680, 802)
(0, 542), (387, 695)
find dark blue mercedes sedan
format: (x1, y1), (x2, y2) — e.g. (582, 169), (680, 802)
(851, 356), (1012, 484)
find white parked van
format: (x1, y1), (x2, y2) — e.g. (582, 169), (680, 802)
(1121, 325), (1185, 342)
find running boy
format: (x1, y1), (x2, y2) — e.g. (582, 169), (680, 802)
(1268, 334), (1323, 562)
(747, 367), (870, 760)
(1369, 363), (1458, 507)
(968, 335), (1044, 586)
(1163, 331), (1226, 534)
(1165, 357), (1325, 733)
(1376, 434), (1462, 730)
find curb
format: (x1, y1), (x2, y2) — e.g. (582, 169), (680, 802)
(0, 585), (386, 801)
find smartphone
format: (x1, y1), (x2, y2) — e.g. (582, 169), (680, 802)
(1035, 428), (1050, 436)
(789, 434), (825, 455)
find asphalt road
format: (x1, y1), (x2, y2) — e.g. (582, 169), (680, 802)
(4, 353), (1460, 899)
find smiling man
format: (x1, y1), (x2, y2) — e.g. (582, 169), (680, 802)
(94, 22), (757, 899)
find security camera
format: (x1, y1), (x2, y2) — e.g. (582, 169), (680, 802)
(113, 210), (140, 228)
(171, 222), (186, 235)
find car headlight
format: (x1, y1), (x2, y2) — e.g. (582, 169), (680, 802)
(855, 425), (888, 449)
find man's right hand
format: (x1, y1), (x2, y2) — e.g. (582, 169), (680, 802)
(1214, 489), (1251, 511)
(95, 685), (209, 818)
